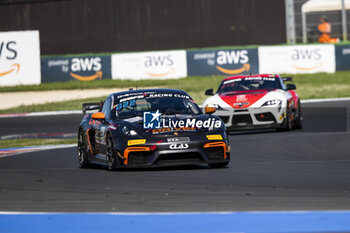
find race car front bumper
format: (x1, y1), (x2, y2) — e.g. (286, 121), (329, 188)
(121, 136), (230, 168)
(216, 106), (286, 130)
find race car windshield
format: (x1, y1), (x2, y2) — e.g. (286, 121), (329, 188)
(114, 94), (202, 119)
(217, 77), (282, 93)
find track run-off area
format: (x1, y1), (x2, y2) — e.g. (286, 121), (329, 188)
(0, 100), (350, 232)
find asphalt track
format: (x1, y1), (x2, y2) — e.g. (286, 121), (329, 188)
(0, 101), (349, 212)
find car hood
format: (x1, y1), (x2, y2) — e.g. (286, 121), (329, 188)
(219, 90), (270, 109)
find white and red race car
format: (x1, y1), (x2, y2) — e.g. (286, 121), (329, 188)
(203, 74), (302, 131)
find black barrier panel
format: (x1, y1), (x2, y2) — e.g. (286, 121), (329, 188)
(41, 56), (111, 83)
(336, 45), (350, 71)
(0, 0), (285, 54)
(187, 49), (259, 76)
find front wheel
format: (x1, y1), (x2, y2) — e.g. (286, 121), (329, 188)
(293, 101), (303, 129)
(209, 161), (229, 168)
(77, 130), (90, 168)
(278, 107), (292, 131)
(106, 136), (120, 171)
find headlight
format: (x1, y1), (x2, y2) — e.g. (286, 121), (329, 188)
(122, 126), (138, 136)
(262, 99), (282, 106)
(208, 104), (226, 111)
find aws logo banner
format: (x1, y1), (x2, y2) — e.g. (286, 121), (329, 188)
(186, 49), (259, 76)
(41, 56), (111, 83)
(111, 50), (187, 80)
(0, 31), (41, 87)
(259, 45), (335, 74)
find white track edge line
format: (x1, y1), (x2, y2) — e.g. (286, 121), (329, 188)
(0, 144), (76, 158)
(301, 97), (350, 103)
(1, 210), (350, 215)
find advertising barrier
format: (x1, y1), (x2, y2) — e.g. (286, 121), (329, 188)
(41, 56), (111, 83)
(0, 30), (41, 86)
(259, 45), (335, 74)
(335, 45), (350, 71)
(112, 50), (187, 80)
(187, 48), (259, 76)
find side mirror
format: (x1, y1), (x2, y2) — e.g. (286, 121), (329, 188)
(205, 105), (216, 114)
(205, 89), (214, 96)
(91, 112), (106, 120)
(282, 77), (293, 82)
(286, 84), (296, 90)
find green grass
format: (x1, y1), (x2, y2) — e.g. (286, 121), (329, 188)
(291, 71), (350, 99)
(1, 72), (350, 114)
(0, 138), (77, 149)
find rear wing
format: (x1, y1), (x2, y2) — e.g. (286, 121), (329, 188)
(282, 77), (293, 82)
(82, 102), (102, 115)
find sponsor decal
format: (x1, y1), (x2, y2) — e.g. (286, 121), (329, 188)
(70, 57), (103, 81)
(143, 110), (162, 129)
(233, 102), (249, 108)
(0, 31), (40, 86)
(127, 139), (146, 146)
(161, 117), (221, 129)
(0, 63), (20, 77)
(88, 119), (102, 127)
(220, 91), (267, 109)
(41, 56), (111, 83)
(152, 127), (196, 134)
(216, 50), (249, 74)
(169, 143), (189, 150)
(70, 70), (103, 81)
(279, 112), (286, 121)
(216, 63), (250, 75)
(290, 48), (323, 71)
(236, 95), (247, 102)
(143, 110), (222, 130)
(187, 49), (259, 76)
(0, 41), (19, 78)
(144, 54), (175, 77)
(112, 51), (187, 80)
(259, 45), (335, 74)
(206, 135), (223, 140)
(114, 100), (136, 110)
(167, 137), (190, 142)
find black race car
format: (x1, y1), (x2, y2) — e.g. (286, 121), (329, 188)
(77, 88), (230, 170)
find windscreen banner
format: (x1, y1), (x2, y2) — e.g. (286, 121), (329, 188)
(335, 45), (350, 71)
(0, 30), (41, 86)
(112, 50), (187, 80)
(41, 56), (111, 83)
(187, 48), (259, 76)
(259, 45), (335, 74)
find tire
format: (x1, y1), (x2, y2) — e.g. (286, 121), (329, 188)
(278, 107), (292, 131)
(293, 101), (303, 129)
(106, 135), (120, 171)
(209, 161), (229, 168)
(77, 129), (90, 168)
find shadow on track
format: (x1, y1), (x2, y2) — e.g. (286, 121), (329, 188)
(80, 163), (227, 173)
